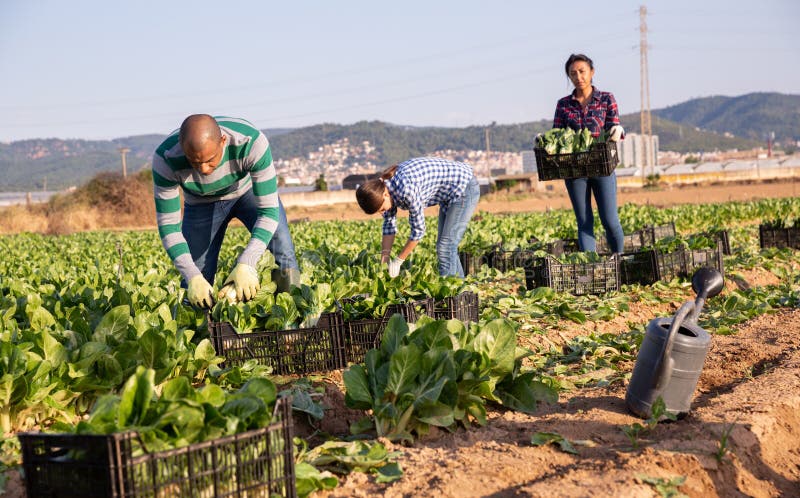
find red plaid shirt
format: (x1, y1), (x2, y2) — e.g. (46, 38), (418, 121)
(553, 87), (621, 138)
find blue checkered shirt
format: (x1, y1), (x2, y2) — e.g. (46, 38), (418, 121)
(382, 157), (474, 241)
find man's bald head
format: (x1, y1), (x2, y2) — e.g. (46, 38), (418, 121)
(179, 114), (226, 175)
(179, 114), (222, 153)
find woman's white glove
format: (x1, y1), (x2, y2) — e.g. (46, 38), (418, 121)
(387, 256), (404, 277)
(607, 125), (624, 142)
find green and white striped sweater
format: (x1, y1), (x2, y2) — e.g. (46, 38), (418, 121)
(152, 116), (279, 282)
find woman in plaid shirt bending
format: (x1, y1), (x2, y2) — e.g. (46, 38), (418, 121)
(356, 157), (480, 278)
(553, 53), (625, 253)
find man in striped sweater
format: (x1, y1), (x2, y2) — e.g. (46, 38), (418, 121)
(152, 114), (300, 308)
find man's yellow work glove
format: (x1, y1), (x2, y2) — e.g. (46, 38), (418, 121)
(223, 263), (260, 302)
(187, 275), (215, 309)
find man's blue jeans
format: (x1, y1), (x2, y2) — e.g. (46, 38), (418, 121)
(564, 173), (624, 253)
(437, 177), (480, 277)
(182, 190), (299, 285)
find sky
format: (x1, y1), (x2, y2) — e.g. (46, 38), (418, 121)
(0, 0), (798, 142)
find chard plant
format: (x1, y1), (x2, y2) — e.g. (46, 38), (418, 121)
(343, 315), (557, 442)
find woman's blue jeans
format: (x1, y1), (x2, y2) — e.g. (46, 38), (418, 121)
(436, 177), (480, 277)
(181, 190), (299, 285)
(564, 173), (624, 253)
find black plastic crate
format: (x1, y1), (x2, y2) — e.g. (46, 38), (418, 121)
(433, 291), (479, 323)
(343, 297), (435, 365)
(654, 241), (724, 281)
(344, 318), (386, 364)
(19, 397), (296, 498)
(524, 255), (620, 295)
(689, 229), (732, 255)
(618, 250), (659, 286)
(545, 238), (580, 257)
(486, 248), (540, 272)
(687, 242), (725, 277)
(596, 232), (647, 255)
(459, 251), (492, 275)
(759, 223), (800, 250)
(384, 297), (435, 322)
(641, 222), (677, 247)
(209, 311), (346, 374)
(654, 248), (688, 282)
(715, 230), (732, 256)
(534, 142), (619, 181)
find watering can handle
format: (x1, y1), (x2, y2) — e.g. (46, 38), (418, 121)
(653, 301), (696, 390)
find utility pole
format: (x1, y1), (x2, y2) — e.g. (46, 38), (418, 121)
(118, 147), (130, 178)
(639, 5), (653, 181)
(767, 131), (774, 158)
(484, 128), (491, 154)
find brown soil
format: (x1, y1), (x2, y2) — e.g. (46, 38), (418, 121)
(305, 308), (800, 498)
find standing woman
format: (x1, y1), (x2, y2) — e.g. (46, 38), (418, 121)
(356, 157), (480, 278)
(553, 53), (625, 253)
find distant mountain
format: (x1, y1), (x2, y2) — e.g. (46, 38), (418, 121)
(0, 93), (795, 191)
(652, 92), (800, 145)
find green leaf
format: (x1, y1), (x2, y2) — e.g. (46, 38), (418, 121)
(531, 431), (579, 455)
(93, 305), (131, 343)
(139, 328), (169, 370)
(386, 344), (422, 397)
(199, 384), (226, 407)
(194, 339), (217, 362)
(238, 377), (277, 407)
(117, 366), (155, 427)
(28, 306), (56, 330)
(343, 365), (373, 410)
(374, 462), (403, 483)
(295, 462), (338, 498)
(381, 314), (409, 357)
(162, 376), (194, 402)
(497, 373), (558, 414)
(415, 401), (455, 427)
(290, 389), (325, 420)
(471, 319), (516, 377)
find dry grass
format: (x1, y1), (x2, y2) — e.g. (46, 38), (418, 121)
(0, 169), (157, 235)
(0, 205), (49, 234)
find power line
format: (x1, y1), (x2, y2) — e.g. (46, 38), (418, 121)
(0, 29), (633, 113)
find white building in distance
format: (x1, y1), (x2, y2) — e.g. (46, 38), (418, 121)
(618, 133), (659, 173)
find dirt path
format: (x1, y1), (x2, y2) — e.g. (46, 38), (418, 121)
(315, 309), (800, 498)
(286, 179), (800, 223)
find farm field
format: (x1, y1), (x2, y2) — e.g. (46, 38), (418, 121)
(1, 193), (799, 497)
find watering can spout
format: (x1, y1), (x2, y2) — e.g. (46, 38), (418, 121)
(688, 267), (724, 323)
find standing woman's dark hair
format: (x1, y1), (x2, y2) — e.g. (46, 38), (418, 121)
(564, 53), (593, 77)
(356, 165), (398, 214)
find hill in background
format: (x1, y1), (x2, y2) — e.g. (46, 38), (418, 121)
(653, 92), (800, 143)
(0, 92), (795, 191)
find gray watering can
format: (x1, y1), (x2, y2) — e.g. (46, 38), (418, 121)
(625, 267), (725, 419)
